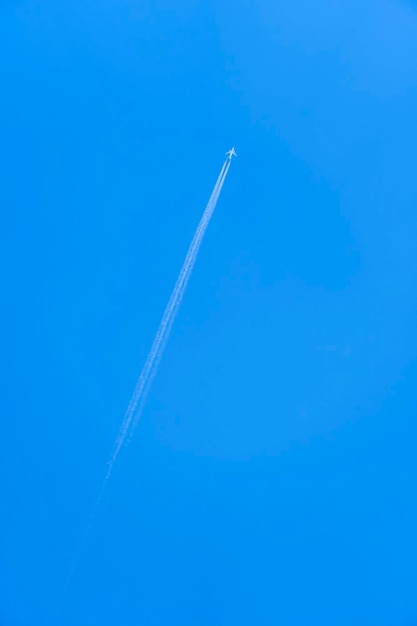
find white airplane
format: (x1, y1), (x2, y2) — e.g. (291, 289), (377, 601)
(226, 147), (237, 160)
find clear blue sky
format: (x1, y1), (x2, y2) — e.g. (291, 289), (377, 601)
(1, 1), (417, 624)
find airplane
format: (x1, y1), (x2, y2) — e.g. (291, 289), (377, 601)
(226, 147), (237, 160)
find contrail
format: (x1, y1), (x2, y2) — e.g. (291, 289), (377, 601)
(106, 157), (231, 477)
(61, 152), (235, 603)
(95, 155), (232, 513)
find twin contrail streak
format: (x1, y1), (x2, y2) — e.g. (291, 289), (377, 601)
(62, 152), (235, 601)
(93, 156), (232, 512)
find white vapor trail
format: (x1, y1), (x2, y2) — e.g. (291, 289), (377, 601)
(96, 156), (231, 506)
(62, 155), (233, 602)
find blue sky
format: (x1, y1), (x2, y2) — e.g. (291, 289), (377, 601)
(1, 0), (417, 624)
